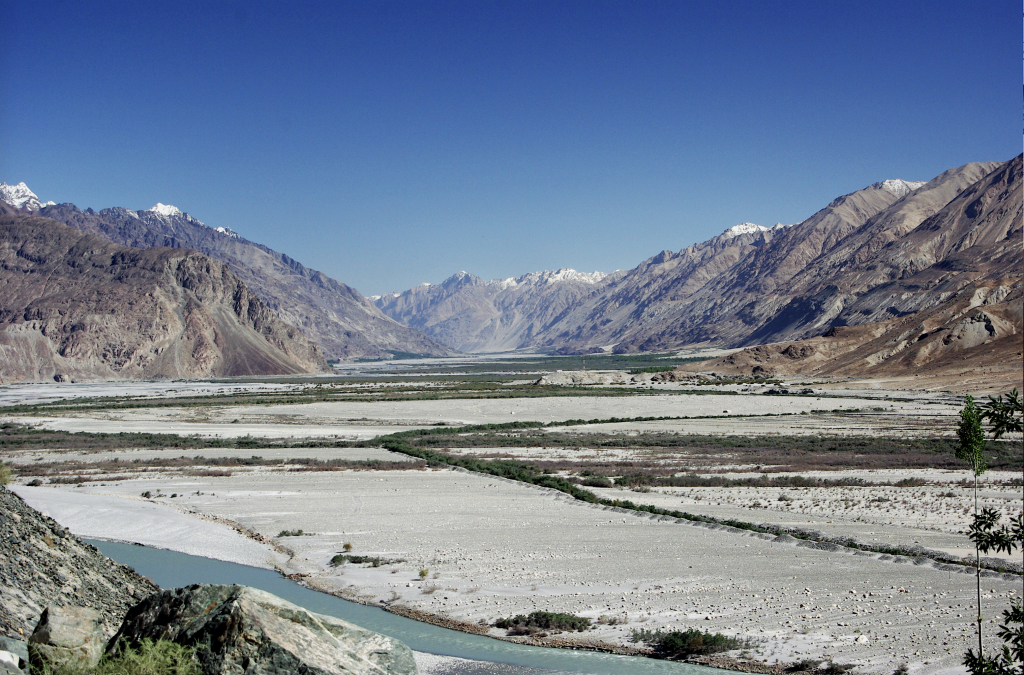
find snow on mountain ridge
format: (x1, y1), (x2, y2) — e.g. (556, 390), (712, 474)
(484, 268), (609, 288)
(873, 179), (927, 198)
(148, 203), (183, 217)
(721, 222), (769, 239)
(141, 202), (211, 228)
(0, 182), (56, 210)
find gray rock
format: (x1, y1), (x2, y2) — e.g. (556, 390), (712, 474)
(0, 637), (28, 675)
(0, 486), (159, 641)
(109, 584), (417, 675)
(29, 606), (105, 669)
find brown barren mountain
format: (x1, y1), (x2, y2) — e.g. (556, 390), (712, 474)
(378, 159), (1016, 360)
(0, 210), (326, 382)
(32, 203), (452, 361)
(546, 160), (1006, 353)
(672, 154), (1023, 392)
(675, 280), (1023, 393)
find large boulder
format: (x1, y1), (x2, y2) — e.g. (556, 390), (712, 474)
(29, 606), (106, 669)
(0, 637), (28, 675)
(108, 584), (417, 675)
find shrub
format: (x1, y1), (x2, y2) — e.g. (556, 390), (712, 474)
(329, 554), (404, 567)
(630, 627), (745, 658)
(277, 529), (304, 537)
(419, 569), (429, 579)
(494, 611), (591, 635)
(0, 462), (11, 485)
(581, 475), (612, 488)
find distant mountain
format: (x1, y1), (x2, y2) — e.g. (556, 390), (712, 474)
(373, 268), (621, 352)
(569, 160), (1005, 353)
(0, 185), (453, 361)
(0, 209), (326, 382)
(378, 158), (1020, 358)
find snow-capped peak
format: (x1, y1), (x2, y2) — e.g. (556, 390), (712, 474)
(143, 202), (206, 227)
(148, 203), (183, 218)
(214, 226), (240, 238)
(0, 182), (56, 210)
(506, 268), (609, 286)
(874, 179), (926, 198)
(721, 222), (769, 239)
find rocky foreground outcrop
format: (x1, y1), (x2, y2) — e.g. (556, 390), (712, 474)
(0, 212), (327, 382)
(107, 584), (416, 675)
(0, 486), (158, 641)
(1, 486), (417, 673)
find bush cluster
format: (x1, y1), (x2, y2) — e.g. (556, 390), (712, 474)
(630, 627), (744, 658)
(329, 554), (404, 567)
(494, 611), (591, 635)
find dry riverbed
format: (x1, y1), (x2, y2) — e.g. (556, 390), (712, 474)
(10, 464), (1021, 675)
(3, 385), (1019, 675)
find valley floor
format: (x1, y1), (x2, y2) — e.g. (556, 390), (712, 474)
(2, 380), (1021, 675)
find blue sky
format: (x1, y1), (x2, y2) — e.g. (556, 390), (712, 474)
(2, 1), (1019, 296)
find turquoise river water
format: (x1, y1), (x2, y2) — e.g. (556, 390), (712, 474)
(89, 540), (729, 675)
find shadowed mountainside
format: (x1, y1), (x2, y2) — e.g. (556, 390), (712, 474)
(0, 211), (326, 382)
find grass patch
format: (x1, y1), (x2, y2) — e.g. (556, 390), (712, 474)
(35, 638), (198, 675)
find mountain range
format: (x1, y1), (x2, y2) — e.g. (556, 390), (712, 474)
(0, 190), (452, 361)
(0, 206), (325, 382)
(376, 158), (1022, 362)
(2, 154), (1019, 384)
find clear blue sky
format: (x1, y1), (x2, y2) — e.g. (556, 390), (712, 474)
(2, 1), (1019, 296)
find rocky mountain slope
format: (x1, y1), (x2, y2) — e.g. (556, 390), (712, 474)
(676, 279), (1023, 393)
(374, 269), (620, 352)
(378, 158), (1020, 362)
(0, 185), (451, 361)
(0, 211), (326, 382)
(0, 486), (158, 641)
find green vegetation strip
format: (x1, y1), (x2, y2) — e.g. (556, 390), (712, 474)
(372, 421), (1022, 576)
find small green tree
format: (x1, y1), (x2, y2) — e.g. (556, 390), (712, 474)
(956, 394), (988, 654)
(962, 511), (1023, 675)
(958, 389), (1024, 675)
